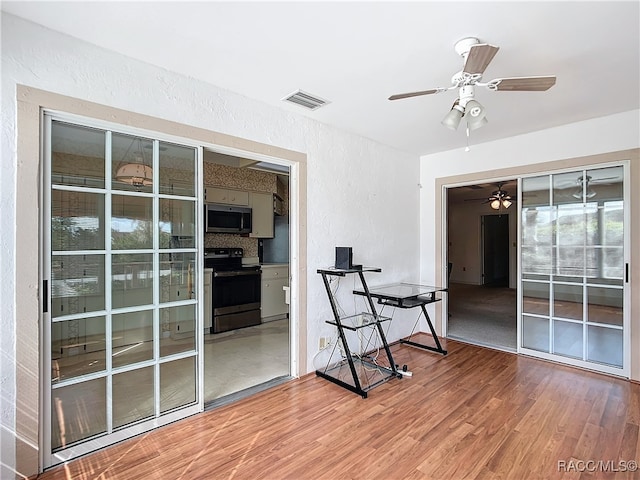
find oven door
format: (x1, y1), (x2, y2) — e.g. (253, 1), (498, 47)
(211, 269), (261, 333)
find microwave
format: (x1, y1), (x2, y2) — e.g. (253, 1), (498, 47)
(205, 203), (252, 234)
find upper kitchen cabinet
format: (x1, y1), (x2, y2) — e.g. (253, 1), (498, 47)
(249, 192), (274, 238)
(204, 187), (249, 206)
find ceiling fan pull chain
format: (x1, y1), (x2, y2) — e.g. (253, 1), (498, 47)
(465, 125), (471, 152)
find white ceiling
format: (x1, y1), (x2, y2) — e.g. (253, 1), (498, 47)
(3, 1), (639, 156)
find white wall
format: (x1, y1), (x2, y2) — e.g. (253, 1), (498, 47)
(1, 14), (420, 477)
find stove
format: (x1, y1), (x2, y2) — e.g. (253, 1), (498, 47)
(204, 248), (262, 333)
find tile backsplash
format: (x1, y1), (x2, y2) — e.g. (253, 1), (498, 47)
(204, 233), (258, 257)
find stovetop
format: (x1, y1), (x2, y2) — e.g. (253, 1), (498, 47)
(204, 247), (261, 271)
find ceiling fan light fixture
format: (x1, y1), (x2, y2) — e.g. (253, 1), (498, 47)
(441, 102), (465, 130)
(490, 199), (501, 210)
(468, 115), (488, 131)
(502, 199), (512, 209)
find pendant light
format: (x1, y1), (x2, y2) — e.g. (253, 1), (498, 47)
(115, 137), (153, 188)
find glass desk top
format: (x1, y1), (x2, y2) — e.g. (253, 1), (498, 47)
(368, 283), (445, 298)
(353, 282), (447, 307)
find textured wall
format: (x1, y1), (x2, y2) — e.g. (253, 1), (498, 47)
(1, 13), (420, 477)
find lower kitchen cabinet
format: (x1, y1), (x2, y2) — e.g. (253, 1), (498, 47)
(261, 264), (289, 321)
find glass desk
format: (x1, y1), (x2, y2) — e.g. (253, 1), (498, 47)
(353, 282), (448, 355)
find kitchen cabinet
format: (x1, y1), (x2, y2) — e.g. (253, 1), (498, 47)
(261, 264), (289, 321)
(249, 191), (274, 238)
(204, 187), (249, 206)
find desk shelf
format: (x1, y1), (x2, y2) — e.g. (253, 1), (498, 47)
(315, 267), (399, 398)
(326, 312), (391, 331)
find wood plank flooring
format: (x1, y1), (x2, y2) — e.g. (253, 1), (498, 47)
(38, 337), (640, 480)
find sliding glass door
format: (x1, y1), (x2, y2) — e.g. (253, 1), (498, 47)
(520, 165), (628, 375)
(44, 115), (201, 466)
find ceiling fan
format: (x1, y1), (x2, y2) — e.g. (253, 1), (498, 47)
(388, 37), (556, 134)
(566, 173), (619, 199)
(465, 182), (514, 211)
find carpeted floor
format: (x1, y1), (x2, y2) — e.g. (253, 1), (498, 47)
(447, 282), (517, 350)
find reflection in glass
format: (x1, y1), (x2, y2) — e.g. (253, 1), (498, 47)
(112, 195), (153, 250)
(522, 315), (549, 352)
(159, 252), (196, 303)
(553, 284), (582, 320)
(112, 133), (153, 193)
(51, 377), (106, 451)
(51, 190), (105, 251)
(160, 305), (196, 357)
(112, 254), (153, 309)
(159, 142), (196, 197)
(553, 171), (584, 205)
(555, 247), (588, 277)
(113, 366), (154, 429)
(521, 246), (552, 276)
(51, 254), (105, 317)
(159, 199), (196, 248)
(587, 166), (623, 202)
(603, 201), (624, 245)
(522, 176), (549, 207)
(51, 316), (106, 383)
(160, 356), (196, 413)
(587, 286), (623, 326)
(587, 325), (622, 367)
(522, 282), (549, 315)
(556, 203), (585, 246)
(112, 310), (154, 368)
(553, 320), (582, 359)
(521, 207), (553, 245)
(51, 121), (105, 188)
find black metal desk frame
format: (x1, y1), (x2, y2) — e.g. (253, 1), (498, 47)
(353, 283), (448, 355)
(315, 267), (400, 398)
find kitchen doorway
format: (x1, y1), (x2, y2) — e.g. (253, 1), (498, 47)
(202, 153), (292, 406)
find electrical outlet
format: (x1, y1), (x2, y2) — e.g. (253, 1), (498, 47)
(319, 337), (329, 349)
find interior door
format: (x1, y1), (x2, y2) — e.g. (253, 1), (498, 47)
(44, 115), (201, 466)
(482, 214), (509, 286)
(519, 165), (628, 375)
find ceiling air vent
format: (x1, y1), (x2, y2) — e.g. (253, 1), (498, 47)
(282, 90), (330, 110)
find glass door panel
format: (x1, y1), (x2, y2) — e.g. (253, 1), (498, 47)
(159, 142), (196, 197)
(519, 165), (627, 375)
(51, 377), (107, 450)
(111, 310), (154, 367)
(46, 117), (200, 466)
(112, 366), (155, 429)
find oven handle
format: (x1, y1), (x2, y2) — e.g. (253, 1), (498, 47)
(214, 270), (261, 278)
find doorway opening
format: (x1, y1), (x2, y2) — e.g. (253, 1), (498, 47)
(446, 180), (518, 351)
(202, 151), (292, 406)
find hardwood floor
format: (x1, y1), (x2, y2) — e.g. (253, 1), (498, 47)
(38, 336), (640, 480)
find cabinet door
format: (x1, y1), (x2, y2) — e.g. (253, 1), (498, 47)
(204, 187), (248, 206)
(261, 278), (289, 319)
(249, 192), (274, 238)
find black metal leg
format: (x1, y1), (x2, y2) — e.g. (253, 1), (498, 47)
(399, 304), (447, 355)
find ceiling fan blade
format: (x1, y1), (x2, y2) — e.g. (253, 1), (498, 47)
(491, 76), (556, 91)
(590, 176), (620, 183)
(388, 89), (441, 101)
(463, 44), (499, 75)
